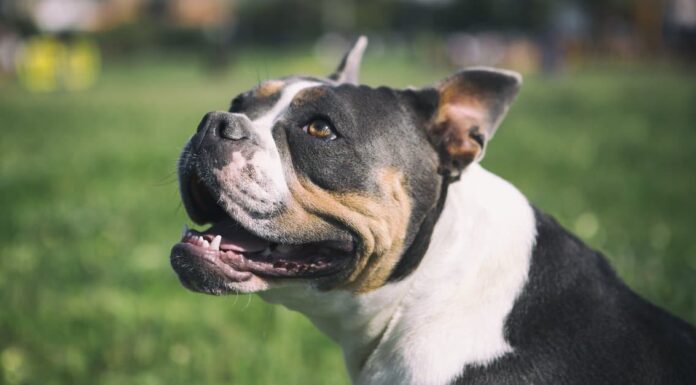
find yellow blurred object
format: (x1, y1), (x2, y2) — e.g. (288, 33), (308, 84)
(64, 38), (100, 91)
(16, 35), (100, 93)
(16, 36), (63, 92)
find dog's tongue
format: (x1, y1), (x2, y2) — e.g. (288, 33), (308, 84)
(205, 220), (269, 252)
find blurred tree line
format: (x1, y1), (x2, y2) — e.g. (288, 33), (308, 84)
(1, 0), (691, 71)
(0, 0), (651, 48)
(235, 0), (638, 43)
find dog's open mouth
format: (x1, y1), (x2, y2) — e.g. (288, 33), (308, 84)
(170, 173), (354, 286)
(173, 221), (352, 279)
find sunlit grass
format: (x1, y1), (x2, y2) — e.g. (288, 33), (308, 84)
(1, 50), (695, 385)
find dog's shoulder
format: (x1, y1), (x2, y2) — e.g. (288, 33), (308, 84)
(449, 208), (696, 385)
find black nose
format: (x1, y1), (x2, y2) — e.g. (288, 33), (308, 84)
(197, 111), (250, 141)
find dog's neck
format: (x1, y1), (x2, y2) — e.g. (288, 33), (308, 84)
(260, 164), (536, 385)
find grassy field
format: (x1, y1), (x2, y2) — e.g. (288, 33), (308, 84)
(1, 50), (695, 385)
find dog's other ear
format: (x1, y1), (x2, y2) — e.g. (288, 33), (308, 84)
(329, 36), (368, 85)
(426, 68), (521, 181)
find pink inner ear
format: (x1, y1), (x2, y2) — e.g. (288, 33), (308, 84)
(439, 104), (486, 127)
(430, 102), (487, 172)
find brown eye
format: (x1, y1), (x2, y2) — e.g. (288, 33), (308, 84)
(304, 119), (337, 140)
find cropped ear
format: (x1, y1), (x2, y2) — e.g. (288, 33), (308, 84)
(328, 36), (368, 85)
(428, 67), (521, 181)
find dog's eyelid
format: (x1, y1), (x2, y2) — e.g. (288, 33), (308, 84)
(305, 113), (332, 124)
(302, 114), (335, 129)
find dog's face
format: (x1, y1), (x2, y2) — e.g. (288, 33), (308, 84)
(170, 37), (521, 294)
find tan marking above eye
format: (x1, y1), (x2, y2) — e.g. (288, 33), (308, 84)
(294, 86), (327, 105)
(255, 80), (285, 98)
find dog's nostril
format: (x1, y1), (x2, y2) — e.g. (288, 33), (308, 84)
(197, 111), (250, 141)
(215, 119), (228, 136)
(220, 120), (249, 141)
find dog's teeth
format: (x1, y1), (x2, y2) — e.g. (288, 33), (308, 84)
(202, 239), (210, 248)
(210, 235), (221, 251)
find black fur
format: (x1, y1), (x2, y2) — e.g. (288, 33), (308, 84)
(273, 83), (445, 269)
(229, 87), (281, 120)
(451, 208), (696, 385)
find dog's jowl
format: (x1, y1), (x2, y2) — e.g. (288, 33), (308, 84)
(170, 37), (696, 385)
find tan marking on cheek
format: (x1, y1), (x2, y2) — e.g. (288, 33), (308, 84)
(255, 80), (285, 98)
(280, 169), (412, 293)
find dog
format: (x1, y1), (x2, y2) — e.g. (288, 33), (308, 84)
(170, 36), (696, 385)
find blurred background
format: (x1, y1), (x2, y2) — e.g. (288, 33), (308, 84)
(1, 0), (695, 384)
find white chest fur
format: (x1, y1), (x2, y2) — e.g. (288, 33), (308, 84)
(261, 164), (537, 385)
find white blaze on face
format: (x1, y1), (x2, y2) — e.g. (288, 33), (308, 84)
(246, 80), (320, 199)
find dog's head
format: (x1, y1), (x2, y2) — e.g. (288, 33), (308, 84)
(170, 37), (521, 294)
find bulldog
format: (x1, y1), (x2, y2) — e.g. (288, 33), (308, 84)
(170, 37), (696, 385)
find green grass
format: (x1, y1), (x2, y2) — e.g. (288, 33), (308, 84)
(1, 50), (695, 385)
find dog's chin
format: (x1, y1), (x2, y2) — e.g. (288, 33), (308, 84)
(170, 173), (356, 295)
